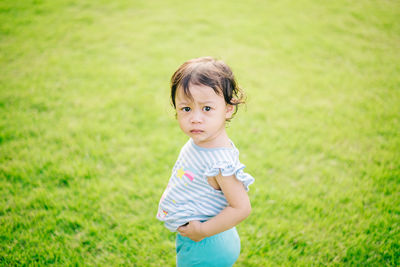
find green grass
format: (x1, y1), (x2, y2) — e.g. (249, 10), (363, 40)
(1, 0), (399, 265)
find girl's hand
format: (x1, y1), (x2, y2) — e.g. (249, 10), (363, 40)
(177, 221), (205, 242)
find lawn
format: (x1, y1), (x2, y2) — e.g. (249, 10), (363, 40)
(1, 0), (399, 266)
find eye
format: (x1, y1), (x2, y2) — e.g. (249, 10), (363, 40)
(203, 106), (212, 112)
(181, 107), (191, 112)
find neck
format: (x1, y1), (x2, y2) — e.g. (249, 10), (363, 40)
(193, 130), (232, 149)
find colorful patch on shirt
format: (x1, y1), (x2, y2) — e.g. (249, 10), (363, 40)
(177, 168), (185, 179)
(184, 171), (195, 181)
(157, 209), (168, 218)
(176, 167), (195, 182)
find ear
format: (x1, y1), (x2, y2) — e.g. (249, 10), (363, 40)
(225, 104), (235, 119)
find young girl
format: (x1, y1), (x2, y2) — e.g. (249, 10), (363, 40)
(156, 57), (254, 266)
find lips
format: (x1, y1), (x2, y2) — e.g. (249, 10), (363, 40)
(190, 129), (204, 134)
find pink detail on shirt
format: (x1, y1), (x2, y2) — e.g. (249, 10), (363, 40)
(184, 171), (195, 181)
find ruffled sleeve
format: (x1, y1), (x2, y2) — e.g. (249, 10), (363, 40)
(204, 160), (255, 192)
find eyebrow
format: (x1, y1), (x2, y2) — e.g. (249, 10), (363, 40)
(177, 100), (215, 106)
(177, 101), (190, 106)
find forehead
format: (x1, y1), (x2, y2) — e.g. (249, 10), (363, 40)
(176, 84), (223, 104)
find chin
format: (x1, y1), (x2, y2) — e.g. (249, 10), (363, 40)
(192, 137), (207, 145)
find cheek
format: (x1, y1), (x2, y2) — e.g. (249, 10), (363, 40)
(176, 112), (186, 121)
(178, 123), (185, 131)
(177, 115), (188, 127)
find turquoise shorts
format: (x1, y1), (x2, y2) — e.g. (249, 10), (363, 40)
(176, 227), (241, 267)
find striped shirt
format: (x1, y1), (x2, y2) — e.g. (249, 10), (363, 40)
(156, 138), (254, 232)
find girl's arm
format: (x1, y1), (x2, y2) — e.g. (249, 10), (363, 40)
(177, 173), (251, 242)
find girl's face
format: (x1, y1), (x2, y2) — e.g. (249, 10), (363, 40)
(175, 84), (234, 148)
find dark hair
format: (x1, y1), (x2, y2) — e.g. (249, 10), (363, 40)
(170, 57), (245, 118)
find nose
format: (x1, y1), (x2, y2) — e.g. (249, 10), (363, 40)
(190, 109), (203, 123)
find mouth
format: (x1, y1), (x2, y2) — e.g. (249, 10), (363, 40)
(190, 129), (204, 134)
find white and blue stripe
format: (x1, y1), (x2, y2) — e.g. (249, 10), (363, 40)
(157, 138), (254, 232)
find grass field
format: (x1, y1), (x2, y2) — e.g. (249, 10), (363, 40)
(1, 0), (399, 266)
